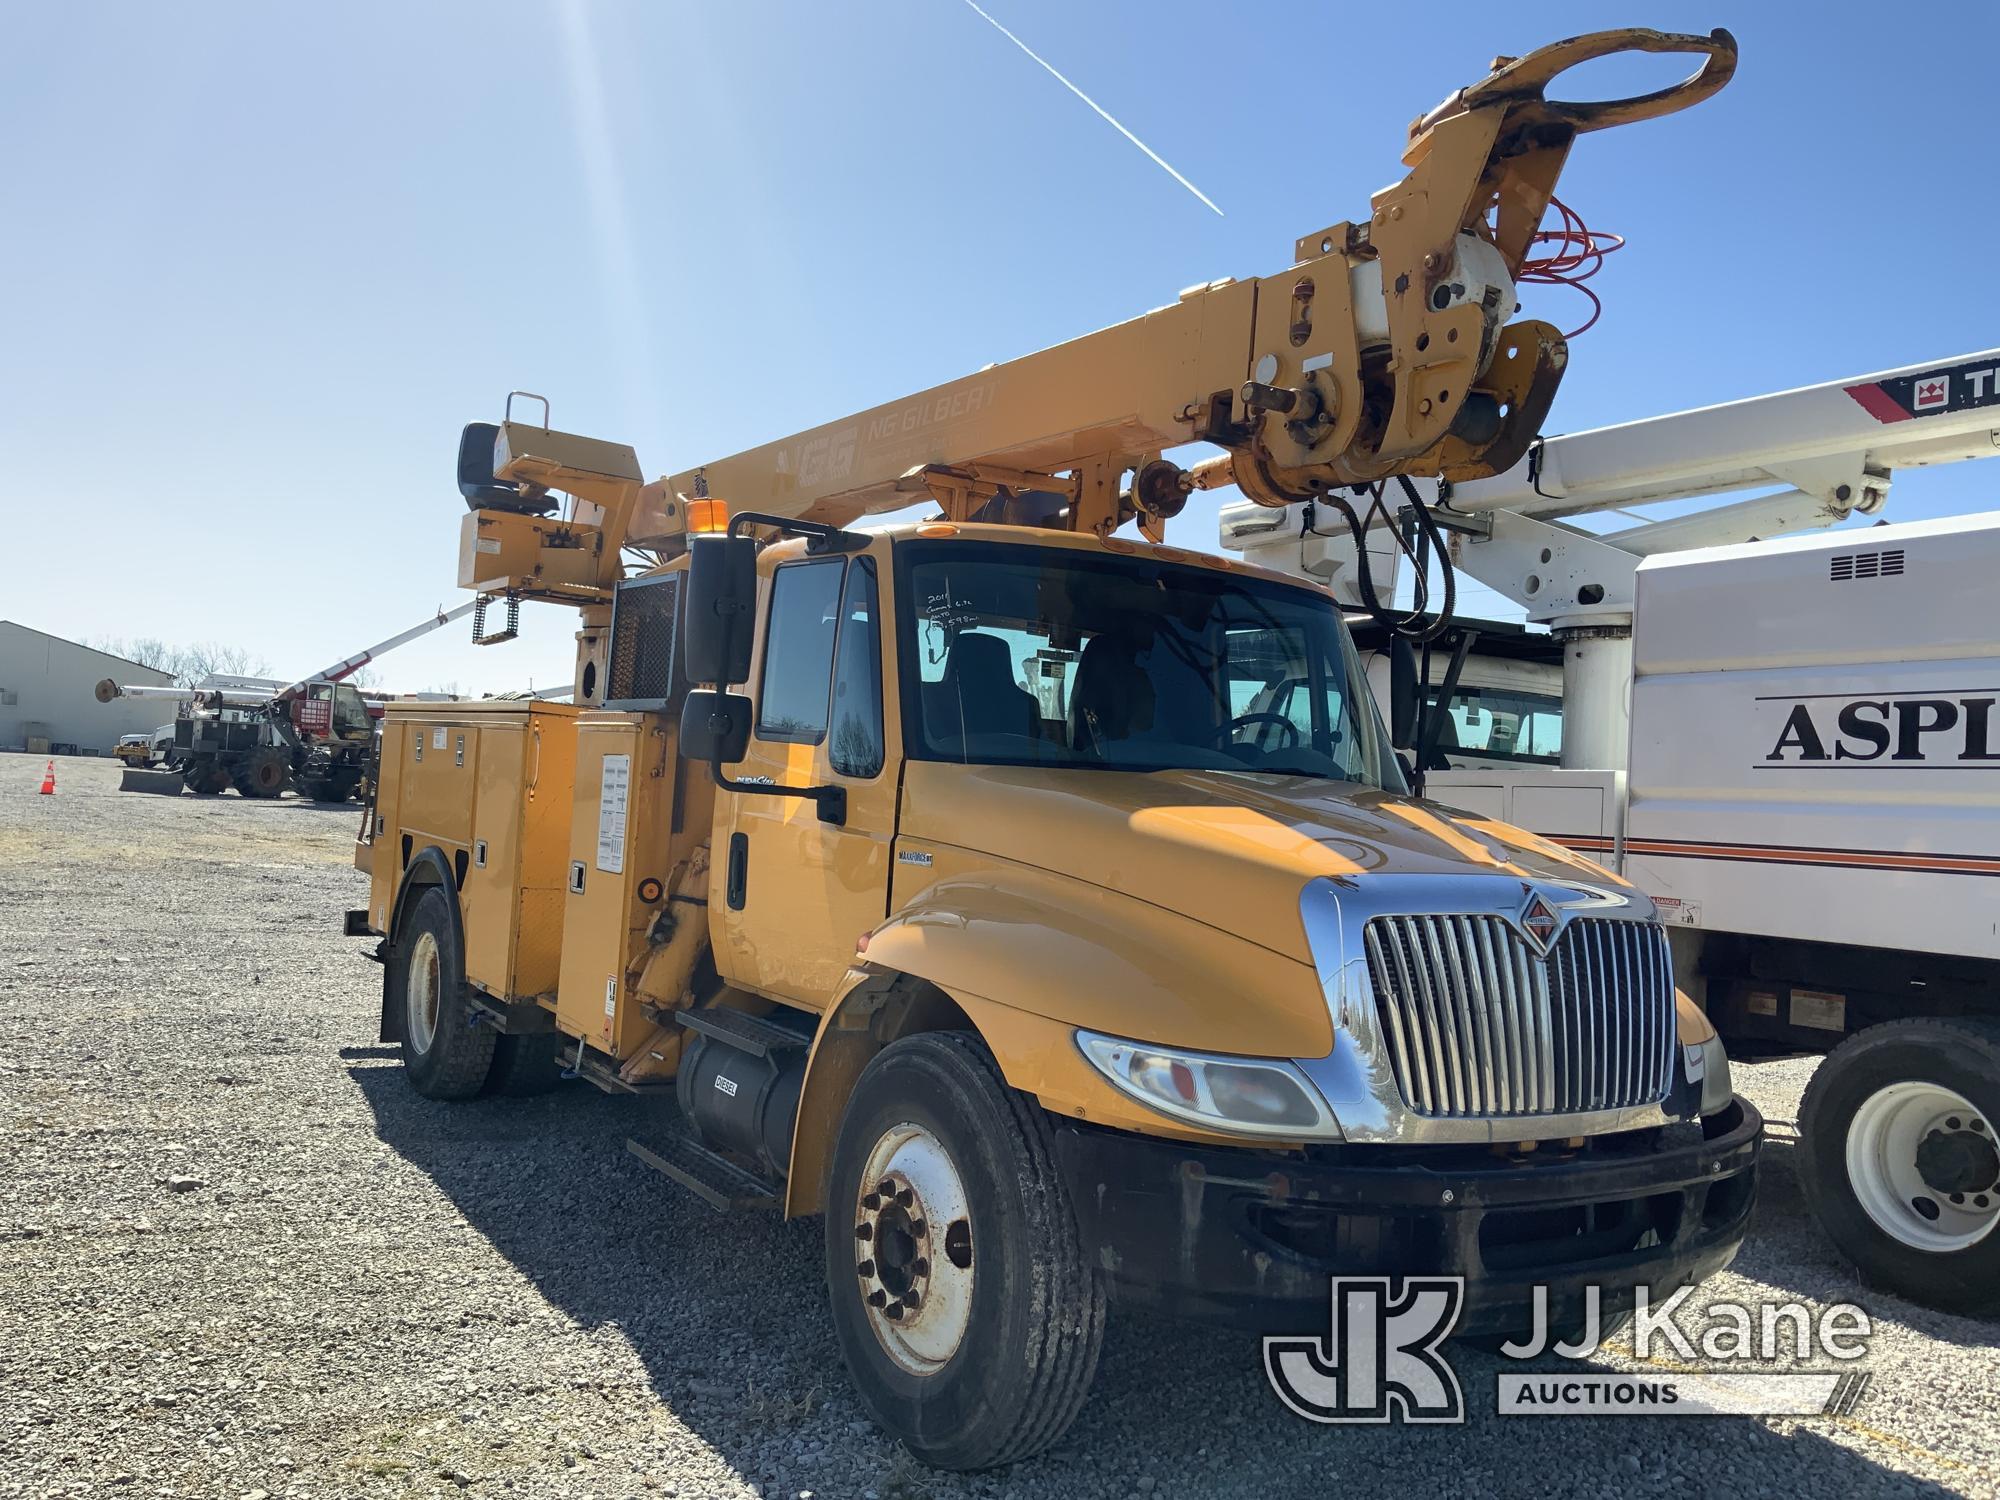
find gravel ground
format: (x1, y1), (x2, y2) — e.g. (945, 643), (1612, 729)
(3, 754), (1995, 1499)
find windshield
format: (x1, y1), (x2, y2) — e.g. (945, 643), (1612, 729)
(331, 683), (372, 737)
(1426, 683), (1563, 766)
(898, 540), (1404, 790)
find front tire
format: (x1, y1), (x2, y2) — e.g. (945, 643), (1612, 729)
(825, 1032), (1104, 1470)
(182, 757), (228, 795)
(1799, 1017), (2000, 1315)
(234, 746), (290, 799)
(391, 887), (496, 1100)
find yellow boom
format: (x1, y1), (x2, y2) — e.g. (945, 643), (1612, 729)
(654, 28), (1737, 540)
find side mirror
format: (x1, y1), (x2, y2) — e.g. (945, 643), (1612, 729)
(679, 689), (753, 763)
(1388, 637), (1420, 750)
(684, 535), (758, 686)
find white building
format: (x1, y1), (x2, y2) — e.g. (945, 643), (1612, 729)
(0, 621), (174, 755)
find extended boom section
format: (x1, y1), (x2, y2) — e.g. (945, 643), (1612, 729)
(663, 27), (1735, 537)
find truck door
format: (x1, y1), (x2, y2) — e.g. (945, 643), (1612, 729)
(713, 548), (895, 1008)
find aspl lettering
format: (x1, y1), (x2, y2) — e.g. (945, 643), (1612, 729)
(1762, 694), (2000, 766)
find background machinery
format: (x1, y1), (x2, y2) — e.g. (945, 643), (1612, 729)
(1223, 348), (2000, 1312)
(97, 602), (475, 798)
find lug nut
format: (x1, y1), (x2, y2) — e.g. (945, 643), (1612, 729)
(910, 1220), (926, 1238)
(857, 1259), (875, 1277)
(877, 1179), (896, 1198)
(855, 1223), (873, 1241)
(867, 1289), (886, 1307)
(862, 1193), (880, 1210)
(895, 1187), (914, 1208)
(914, 1257), (930, 1277)
(904, 1289), (922, 1311)
(884, 1301), (904, 1321)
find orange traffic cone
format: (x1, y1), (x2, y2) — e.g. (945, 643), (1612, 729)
(38, 759), (55, 796)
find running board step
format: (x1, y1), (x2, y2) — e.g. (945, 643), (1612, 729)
(675, 1005), (809, 1057)
(561, 1044), (673, 1096)
(627, 1133), (779, 1211)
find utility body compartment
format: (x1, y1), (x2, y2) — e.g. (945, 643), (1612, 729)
(557, 715), (681, 1056)
(365, 700), (580, 1004)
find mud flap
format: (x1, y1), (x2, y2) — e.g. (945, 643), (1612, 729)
(119, 767), (187, 795)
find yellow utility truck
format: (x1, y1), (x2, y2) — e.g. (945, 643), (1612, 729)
(349, 30), (1758, 1467)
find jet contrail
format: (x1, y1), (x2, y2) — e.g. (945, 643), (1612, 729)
(959, 0), (1224, 217)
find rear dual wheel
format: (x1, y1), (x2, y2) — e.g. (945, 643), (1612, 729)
(825, 1032), (1105, 1470)
(1800, 1018), (2000, 1315)
(392, 888), (496, 1099)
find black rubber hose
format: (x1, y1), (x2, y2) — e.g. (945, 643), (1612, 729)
(1303, 475), (1456, 644)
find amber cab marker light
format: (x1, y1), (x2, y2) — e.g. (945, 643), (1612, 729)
(687, 497), (730, 534)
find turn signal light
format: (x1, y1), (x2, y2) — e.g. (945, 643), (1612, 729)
(688, 498), (730, 534)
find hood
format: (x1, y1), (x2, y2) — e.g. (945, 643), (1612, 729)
(898, 762), (1624, 964)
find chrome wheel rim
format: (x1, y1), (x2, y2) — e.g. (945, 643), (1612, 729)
(853, 1122), (975, 1376)
(1846, 1081), (2000, 1252)
(406, 930), (442, 1054)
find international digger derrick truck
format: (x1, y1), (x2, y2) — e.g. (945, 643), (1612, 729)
(351, 30), (1758, 1466)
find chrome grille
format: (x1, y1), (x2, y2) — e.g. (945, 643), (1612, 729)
(1362, 915), (1674, 1119)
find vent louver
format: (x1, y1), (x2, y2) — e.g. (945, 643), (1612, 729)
(1830, 548), (1905, 582)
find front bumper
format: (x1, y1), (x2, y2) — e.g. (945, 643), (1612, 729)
(1052, 1096), (1761, 1336)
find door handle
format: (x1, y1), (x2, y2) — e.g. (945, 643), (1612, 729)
(726, 832), (749, 911)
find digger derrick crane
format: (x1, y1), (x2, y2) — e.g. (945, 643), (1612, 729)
(450, 29), (1735, 692)
(642, 28), (1737, 539)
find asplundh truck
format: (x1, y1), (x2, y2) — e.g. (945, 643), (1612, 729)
(348, 30), (1759, 1466)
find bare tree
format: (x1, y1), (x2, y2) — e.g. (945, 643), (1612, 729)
(88, 635), (174, 673)
(171, 642), (271, 686)
(86, 636), (270, 687)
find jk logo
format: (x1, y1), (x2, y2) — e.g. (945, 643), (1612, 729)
(1264, 1277), (1466, 1424)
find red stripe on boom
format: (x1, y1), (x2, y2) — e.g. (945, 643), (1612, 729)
(1844, 382), (1910, 423)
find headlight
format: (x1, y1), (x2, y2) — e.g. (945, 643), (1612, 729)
(1076, 1030), (1339, 1138)
(1682, 1034), (1733, 1117)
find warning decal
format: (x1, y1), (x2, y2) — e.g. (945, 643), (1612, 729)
(596, 754), (630, 874)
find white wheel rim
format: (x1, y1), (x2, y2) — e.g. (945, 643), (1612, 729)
(1845, 1080), (2000, 1252)
(853, 1122), (976, 1376)
(406, 930), (442, 1053)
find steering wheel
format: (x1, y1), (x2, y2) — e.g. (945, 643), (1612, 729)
(1211, 712), (1300, 749)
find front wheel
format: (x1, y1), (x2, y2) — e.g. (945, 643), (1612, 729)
(234, 746), (290, 799)
(1799, 1018), (2000, 1315)
(825, 1032), (1105, 1470)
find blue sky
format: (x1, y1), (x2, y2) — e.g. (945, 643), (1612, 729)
(4, 3), (1996, 694)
